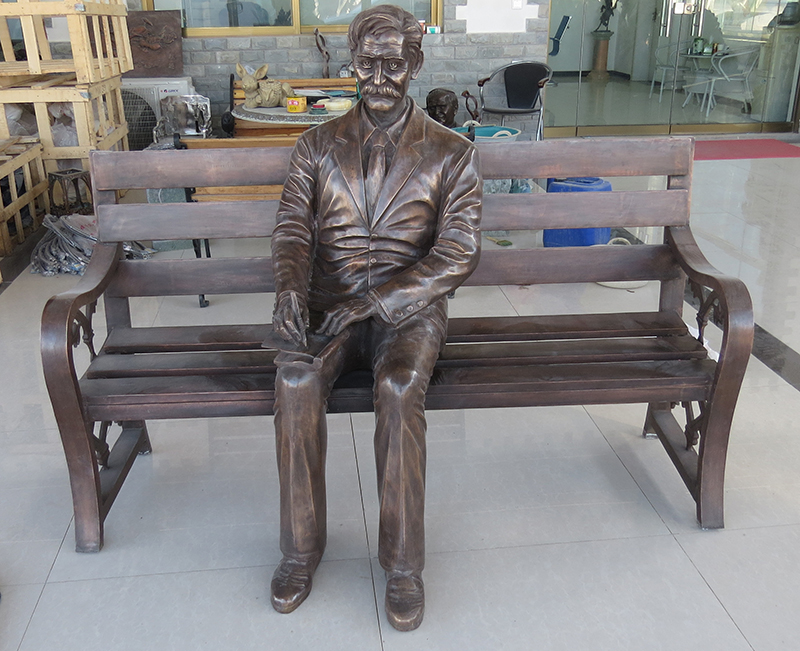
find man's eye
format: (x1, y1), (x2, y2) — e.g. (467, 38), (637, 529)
(388, 61), (400, 71)
(358, 59), (372, 69)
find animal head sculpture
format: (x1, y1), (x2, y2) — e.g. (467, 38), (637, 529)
(236, 62), (269, 108)
(236, 63), (295, 109)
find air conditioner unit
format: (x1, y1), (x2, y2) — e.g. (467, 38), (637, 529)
(120, 77), (196, 149)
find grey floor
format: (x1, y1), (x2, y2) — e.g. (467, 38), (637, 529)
(2, 144), (800, 650)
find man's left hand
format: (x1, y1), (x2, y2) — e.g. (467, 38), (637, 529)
(318, 298), (378, 336)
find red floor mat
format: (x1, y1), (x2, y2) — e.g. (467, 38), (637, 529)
(694, 139), (800, 160)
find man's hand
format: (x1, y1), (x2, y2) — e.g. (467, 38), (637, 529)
(319, 298), (378, 337)
(273, 291), (309, 348)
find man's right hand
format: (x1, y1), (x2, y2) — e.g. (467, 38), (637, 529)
(273, 291), (309, 348)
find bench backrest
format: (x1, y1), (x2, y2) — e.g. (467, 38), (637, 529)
(90, 136), (693, 328)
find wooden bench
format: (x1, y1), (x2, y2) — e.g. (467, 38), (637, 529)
(41, 136), (754, 553)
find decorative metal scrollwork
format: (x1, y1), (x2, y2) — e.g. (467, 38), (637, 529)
(690, 280), (727, 343)
(69, 301), (97, 360)
(681, 400), (705, 449)
(92, 421), (111, 468)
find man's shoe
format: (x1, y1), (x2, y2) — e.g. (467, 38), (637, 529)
(270, 555), (321, 614)
(385, 572), (424, 631)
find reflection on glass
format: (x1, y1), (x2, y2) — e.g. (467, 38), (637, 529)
(298, 0), (430, 26)
(181, 0), (292, 27)
(545, 0), (800, 132)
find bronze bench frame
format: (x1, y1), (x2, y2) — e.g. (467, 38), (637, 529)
(41, 137), (754, 553)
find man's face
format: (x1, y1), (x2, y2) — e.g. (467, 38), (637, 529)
(353, 30), (420, 115)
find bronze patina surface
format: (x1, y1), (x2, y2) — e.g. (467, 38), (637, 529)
(269, 4), (482, 631)
(426, 87), (460, 128)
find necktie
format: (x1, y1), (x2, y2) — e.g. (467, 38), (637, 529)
(365, 132), (387, 220)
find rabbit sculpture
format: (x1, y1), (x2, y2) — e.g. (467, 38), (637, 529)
(236, 63), (294, 109)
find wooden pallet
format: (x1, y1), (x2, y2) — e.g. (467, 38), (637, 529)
(0, 137), (49, 256)
(0, 0), (133, 85)
(0, 73), (128, 170)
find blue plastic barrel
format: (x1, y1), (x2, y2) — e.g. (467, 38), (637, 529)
(544, 177), (612, 247)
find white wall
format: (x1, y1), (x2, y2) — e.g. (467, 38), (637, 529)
(455, 0), (540, 33)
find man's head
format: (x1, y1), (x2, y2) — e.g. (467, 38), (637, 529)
(348, 5), (424, 119)
(426, 88), (458, 128)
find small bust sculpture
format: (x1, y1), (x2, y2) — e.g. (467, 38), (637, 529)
(425, 87), (459, 128)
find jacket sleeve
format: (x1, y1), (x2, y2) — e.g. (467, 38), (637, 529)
(271, 133), (317, 303)
(367, 144), (482, 325)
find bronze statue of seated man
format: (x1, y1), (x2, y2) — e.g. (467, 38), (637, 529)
(269, 4), (482, 631)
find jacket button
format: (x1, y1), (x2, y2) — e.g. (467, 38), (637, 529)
(370, 258), (377, 264)
(417, 300), (424, 307)
(407, 305), (414, 312)
(395, 310), (404, 317)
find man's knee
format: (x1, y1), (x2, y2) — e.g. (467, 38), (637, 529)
(374, 366), (428, 405)
(276, 363), (324, 396)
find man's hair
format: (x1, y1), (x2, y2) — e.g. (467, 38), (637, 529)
(348, 4), (424, 66)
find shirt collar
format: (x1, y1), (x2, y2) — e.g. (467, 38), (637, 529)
(360, 97), (413, 147)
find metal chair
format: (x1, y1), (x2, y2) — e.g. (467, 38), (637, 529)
(681, 48), (759, 117)
(477, 61), (552, 140)
(704, 48), (760, 116)
(649, 39), (693, 102)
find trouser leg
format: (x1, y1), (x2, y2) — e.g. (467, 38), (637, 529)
(273, 332), (355, 560)
(371, 314), (445, 575)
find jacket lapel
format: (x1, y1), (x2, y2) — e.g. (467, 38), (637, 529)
(371, 105), (426, 226)
(333, 106), (368, 224)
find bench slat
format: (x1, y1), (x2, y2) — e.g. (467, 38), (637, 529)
(468, 245), (681, 286)
(481, 190), (689, 230)
(90, 147), (295, 190)
(95, 190), (689, 244)
(101, 312), (691, 354)
(446, 312), (689, 342)
(80, 358), (714, 421)
(105, 245), (679, 298)
(87, 335), (706, 378)
(90, 138), (693, 192)
(478, 137), (693, 179)
(97, 201), (280, 242)
(106, 257), (275, 297)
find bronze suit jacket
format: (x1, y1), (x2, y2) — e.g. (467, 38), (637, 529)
(272, 100), (482, 327)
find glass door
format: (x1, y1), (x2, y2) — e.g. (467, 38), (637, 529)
(543, 0), (800, 136)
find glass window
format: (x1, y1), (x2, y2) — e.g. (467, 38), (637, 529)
(155, 0), (437, 31)
(180, 0), (293, 28)
(298, 0), (431, 26)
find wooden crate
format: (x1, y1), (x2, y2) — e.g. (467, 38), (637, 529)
(0, 73), (128, 169)
(0, 0), (132, 85)
(0, 138), (49, 256)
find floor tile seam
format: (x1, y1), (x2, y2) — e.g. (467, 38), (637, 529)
(671, 534), (757, 651)
(581, 405), (676, 533)
(15, 524), (70, 651)
(45, 555), (372, 586)
(419, 531), (679, 559)
(348, 414), (385, 646)
(424, 497), (661, 513)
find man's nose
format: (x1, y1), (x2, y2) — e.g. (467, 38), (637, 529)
(371, 61), (384, 84)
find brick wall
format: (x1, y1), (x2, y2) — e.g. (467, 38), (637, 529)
(183, 0), (549, 139)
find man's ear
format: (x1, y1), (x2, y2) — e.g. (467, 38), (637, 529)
(411, 51), (424, 80)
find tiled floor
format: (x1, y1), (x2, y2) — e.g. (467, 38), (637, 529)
(3, 142), (800, 650)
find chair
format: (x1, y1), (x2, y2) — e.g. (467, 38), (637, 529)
(681, 48), (759, 117)
(649, 40), (693, 102)
(477, 61), (552, 140)
(704, 48), (760, 117)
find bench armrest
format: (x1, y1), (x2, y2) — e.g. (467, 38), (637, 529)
(41, 242), (122, 402)
(666, 225), (754, 385)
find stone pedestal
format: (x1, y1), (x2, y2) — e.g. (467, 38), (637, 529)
(588, 30), (613, 82)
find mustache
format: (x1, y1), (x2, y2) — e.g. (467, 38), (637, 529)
(360, 83), (403, 99)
